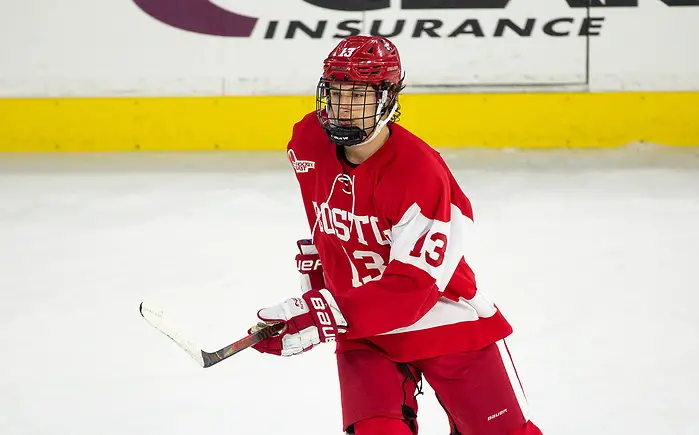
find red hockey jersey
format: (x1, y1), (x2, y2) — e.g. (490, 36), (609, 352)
(286, 112), (513, 363)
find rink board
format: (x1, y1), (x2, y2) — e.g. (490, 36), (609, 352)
(1, 91), (698, 152)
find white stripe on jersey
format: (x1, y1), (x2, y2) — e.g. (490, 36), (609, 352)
(378, 296), (472, 335)
(378, 293), (497, 335)
(379, 202), (497, 335)
(389, 203), (476, 292)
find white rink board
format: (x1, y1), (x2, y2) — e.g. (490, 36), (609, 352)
(0, 0), (698, 97)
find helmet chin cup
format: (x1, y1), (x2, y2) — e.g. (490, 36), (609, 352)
(326, 124), (369, 147)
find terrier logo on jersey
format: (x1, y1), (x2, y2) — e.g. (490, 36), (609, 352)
(288, 150), (316, 174)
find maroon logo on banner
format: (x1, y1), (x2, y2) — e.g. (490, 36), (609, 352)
(132, 0), (258, 37)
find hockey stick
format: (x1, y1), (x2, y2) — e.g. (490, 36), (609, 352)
(139, 302), (284, 368)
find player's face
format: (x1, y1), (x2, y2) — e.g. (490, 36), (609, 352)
(327, 82), (378, 130)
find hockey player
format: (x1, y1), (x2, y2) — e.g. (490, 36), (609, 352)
(249, 35), (544, 435)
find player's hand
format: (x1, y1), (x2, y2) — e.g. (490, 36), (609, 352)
(248, 238), (346, 356)
(249, 288), (348, 357)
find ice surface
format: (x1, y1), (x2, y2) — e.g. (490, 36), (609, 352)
(1, 145), (698, 435)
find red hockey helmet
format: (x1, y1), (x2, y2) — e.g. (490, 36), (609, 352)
(316, 36), (405, 147)
(321, 35), (402, 85)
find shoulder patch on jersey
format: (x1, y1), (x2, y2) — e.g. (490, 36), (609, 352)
(288, 149), (316, 174)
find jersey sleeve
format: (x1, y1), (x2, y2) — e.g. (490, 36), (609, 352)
(334, 159), (476, 339)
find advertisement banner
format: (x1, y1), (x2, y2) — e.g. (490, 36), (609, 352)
(0, 0), (697, 97)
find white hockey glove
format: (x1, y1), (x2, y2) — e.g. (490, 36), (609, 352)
(249, 239), (347, 357)
(250, 288), (348, 356)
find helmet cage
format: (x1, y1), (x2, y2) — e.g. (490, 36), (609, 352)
(316, 78), (399, 147)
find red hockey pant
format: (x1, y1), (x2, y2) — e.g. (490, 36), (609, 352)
(337, 340), (543, 435)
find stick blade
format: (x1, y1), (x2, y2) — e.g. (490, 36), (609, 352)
(139, 302), (206, 368)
